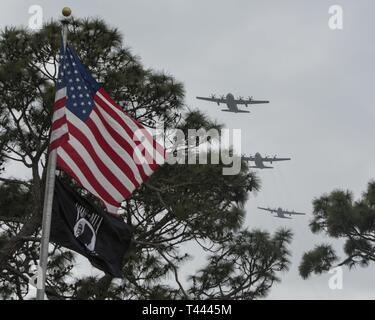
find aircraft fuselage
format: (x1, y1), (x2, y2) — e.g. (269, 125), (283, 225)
(277, 208), (284, 218)
(225, 93), (239, 112)
(254, 152), (265, 168)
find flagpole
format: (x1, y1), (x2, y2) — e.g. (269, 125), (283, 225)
(36, 7), (71, 301)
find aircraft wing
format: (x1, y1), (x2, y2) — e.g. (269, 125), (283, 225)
(282, 210), (306, 216)
(258, 207), (276, 213)
(242, 156), (255, 161)
(221, 109), (250, 113)
(248, 100), (270, 104)
(261, 157), (291, 163)
(249, 165), (273, 169)
(235, 99), (270, 105)
(196, 96), (226, 104)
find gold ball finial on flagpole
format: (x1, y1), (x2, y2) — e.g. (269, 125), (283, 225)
(62, 7), (72, 17)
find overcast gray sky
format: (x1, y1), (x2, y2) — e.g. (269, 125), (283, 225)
(1, 0), (375, 299)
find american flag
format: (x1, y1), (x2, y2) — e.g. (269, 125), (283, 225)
(50, 44), (165, 214)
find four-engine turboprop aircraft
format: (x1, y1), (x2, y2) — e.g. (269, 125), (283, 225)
(242, 152), (291, 169)
(258, 207), (306, 219)
(196, 93), (269, 113)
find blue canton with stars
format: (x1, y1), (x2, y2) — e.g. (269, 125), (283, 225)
(57, 45), (100, 121)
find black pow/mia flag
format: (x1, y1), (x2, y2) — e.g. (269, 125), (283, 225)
(50, 177), (133, 278)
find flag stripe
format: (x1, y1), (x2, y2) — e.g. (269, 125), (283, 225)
(50, 133), (69, 151)
(67, 114), (136, 195)
(54, 98), (66, 111)
(52, 107), (66, 123)
(51, 123), (69, 143)
(60, 143), (120, 207)
(85, 114), (143, 185)
(92, 104), (152, 177)
(96, 92), (163, 160)
(55, 88), (66, 102)
(70, 110), (142, 187)
(93, 98), (155, 175)
(51, 115), (67, 132)
(98, 89), (165, 160)
(97, 98), (163, 169)
(57, 152), (119, 213)
(66, 136), (127, 202)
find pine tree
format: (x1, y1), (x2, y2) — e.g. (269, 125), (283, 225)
(299, 181), (375, 279)
(0, 18), (292, 300)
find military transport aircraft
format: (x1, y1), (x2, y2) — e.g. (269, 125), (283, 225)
(242, 152), (291, 169)
(258, 207), (306, 219)
(196, 93), (269, 113)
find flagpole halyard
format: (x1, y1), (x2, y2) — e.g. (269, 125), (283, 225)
(36, 8), (71, 301)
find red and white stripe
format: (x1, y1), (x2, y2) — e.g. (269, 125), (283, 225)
(50, 87), (165, 214)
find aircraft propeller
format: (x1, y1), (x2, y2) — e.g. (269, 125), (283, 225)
(210, 94), (216, 99)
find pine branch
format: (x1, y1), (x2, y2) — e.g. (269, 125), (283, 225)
(0, 216), (26, 224)
(0, 177), (30, 187)
(158, 250), (188, 299)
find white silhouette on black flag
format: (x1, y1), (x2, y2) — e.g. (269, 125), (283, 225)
(51, 177), (133, 278)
